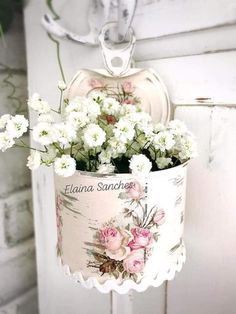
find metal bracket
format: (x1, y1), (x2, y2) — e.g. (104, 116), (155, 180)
(42, 0), (137, 46)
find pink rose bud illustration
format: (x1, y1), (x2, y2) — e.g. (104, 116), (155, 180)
(126, 181), (144, 201)
(153, 210), (166, 225)
(122, 81), (135, 93)
(123, 249), (145, 274)
(128, 227), (153, 250)
(88, 78), (104, 89)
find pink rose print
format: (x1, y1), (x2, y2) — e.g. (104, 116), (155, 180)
(122, 81), (135, 94)
(123, 250), (145, 274)
(100, 227), (131, 261)
(123, 97), (135, 105)
(100, 227), (123, 251)
(88, 78), (104, 89)
(127, 181), (144, 201)
(128, 227), (153, 250)
(153, 210), (166, 225)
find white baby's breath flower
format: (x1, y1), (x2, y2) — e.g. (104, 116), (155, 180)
(97, 163), (115, 174)
(58, 81), (67, 91)
(27, 151), (41, 170)
(32, 122), (55, 145)
(120, 104), (137, 116)
(108, 137), (126, 157)
(6, 115), (29, 138)
(153, 131), (175, 152)
(154, 122), (165, 133)
(41, 146), (57, 166)
(54, 155), (76, 177)
(168, 119), (187, 134)
(129, 154), (152, 176)
(0, 114), (11, 129)
(102, 97), (120, 115)
(54, 123), (76, 145)
(37, 114), (54, 123)
(89, 90), (106, 103)
(0, 132), (15, 152)
(156, 157), (172, 169)
(28, 93), (50, 114)
(86, 99), (101, 120)
(66, 111), (89, 129)
(65, 97), (88, 115)
(127, 112), (151, 127)
(178, 135), (198, 161)
(83, 123), (106, 148)
(113, 118), (135, 143)
(99, 149), (112, 164)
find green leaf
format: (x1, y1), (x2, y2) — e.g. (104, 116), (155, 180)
(119, 192), (128, 200)
(153, 232), (159, 241)
(0, 1), (14, 33)
(112, 270), (119, 279)
(122, 271), (129, 279)
(132, 273), (139, 283)
(117, 263), (124, 273)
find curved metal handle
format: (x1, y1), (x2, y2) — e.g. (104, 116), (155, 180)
(117, 0), (137, 42)
(41, 0), (137, 46)
(41, 14), (97, 46)
(98, 22), (136, 77)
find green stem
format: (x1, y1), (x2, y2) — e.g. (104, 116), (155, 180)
(47, 33), (66, 83)
(14, 144), (45, 153)
(58, 90), (63, 113)
(46, 0), (60, 20)
(53, 143), (64, 155)
(2, 69), (24, 114)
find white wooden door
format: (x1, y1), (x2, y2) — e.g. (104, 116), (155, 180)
(24, 1), (236, 313)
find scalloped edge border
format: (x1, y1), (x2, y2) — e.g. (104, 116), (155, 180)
(58, 245), (186, 294)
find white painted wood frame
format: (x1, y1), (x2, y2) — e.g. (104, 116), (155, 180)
(24, 0), (236, 313)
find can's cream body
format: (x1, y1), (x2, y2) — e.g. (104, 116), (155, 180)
(55, 163), (187, 293)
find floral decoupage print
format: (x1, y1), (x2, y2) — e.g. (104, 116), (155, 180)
(86, 180), (166, 283)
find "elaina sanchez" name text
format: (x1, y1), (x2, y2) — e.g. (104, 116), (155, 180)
(64, 181), (135, 194)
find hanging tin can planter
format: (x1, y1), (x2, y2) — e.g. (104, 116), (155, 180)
(0, 23), (196, 294)
(53, 23), (195, 293)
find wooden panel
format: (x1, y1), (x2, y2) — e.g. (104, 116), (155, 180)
(166, 106), (236, 314)
(46, 0), (236, 59)
(135, 25), (236, 61)
(133, 0), (236, 39)
(55, 0), (236, 40)
(24, 1), (236, 313)
(137, 52), (236, 105)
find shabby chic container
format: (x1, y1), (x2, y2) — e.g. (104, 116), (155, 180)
(55, 162), (187, 294)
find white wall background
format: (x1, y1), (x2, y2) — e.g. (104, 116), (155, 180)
(22, 0), (236, 313)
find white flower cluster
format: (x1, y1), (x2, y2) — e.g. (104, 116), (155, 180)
(0, 81), (197, 177)
(0, 114), (28, 152)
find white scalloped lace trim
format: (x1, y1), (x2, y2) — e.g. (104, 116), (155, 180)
(58, 245), (186, 294)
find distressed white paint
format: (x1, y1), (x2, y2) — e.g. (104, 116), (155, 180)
(24, 0), (236, 313)
(137, 52), (236, 105)
(167, 107), (236, 314)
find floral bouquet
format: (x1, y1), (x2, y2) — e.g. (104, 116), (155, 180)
(0, 80), (196, 177)
(0, 78), (197, 292)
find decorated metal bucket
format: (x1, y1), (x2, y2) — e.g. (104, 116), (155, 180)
(55, 162), (187, 294)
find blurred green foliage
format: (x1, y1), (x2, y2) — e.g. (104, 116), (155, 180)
(0, 0), (23, 34)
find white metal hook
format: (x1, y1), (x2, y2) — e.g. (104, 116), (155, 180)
(117, 0), (137, 42)
(41, 0), (137, 46)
